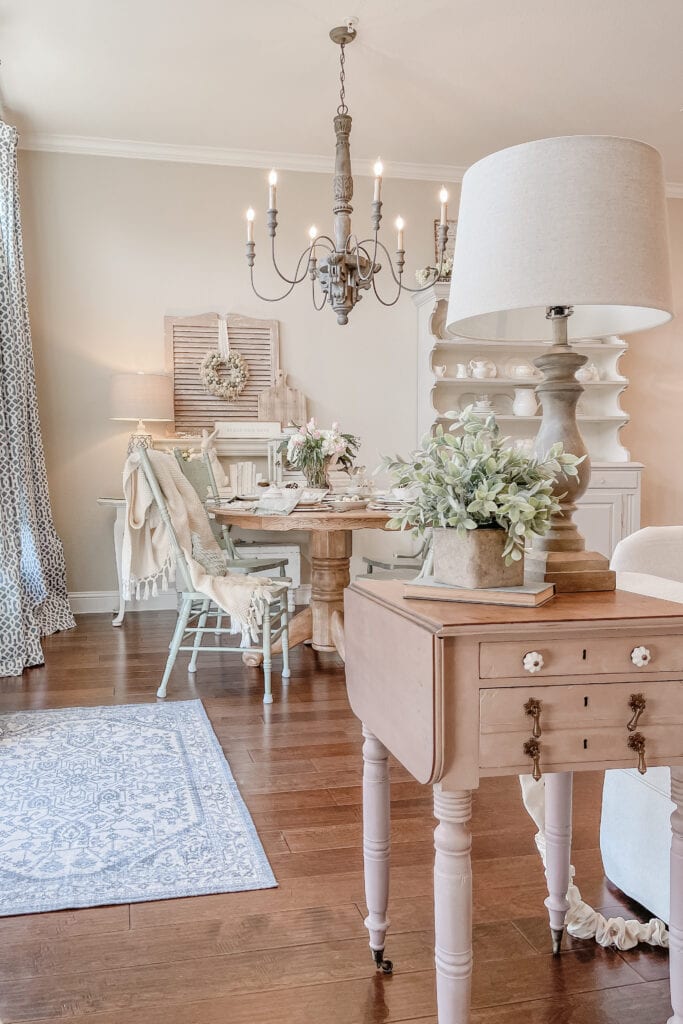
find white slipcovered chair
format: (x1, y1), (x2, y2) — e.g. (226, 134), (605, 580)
(600, 526), (683, 922)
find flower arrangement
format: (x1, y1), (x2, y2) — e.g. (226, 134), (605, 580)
(280, 419), (360, 489)
(199, 350), (249, 401)
(415, 255), (453, 287)
(383, 407), (583, 565)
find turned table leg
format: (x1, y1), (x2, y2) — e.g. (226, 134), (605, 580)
(112, 505), (126, 627)
(433, 785), (473, 1024)
(310, 530), (351, 654)
(544, 771), (573, 954)
(362, 725), (393, 973)
(669, 767), (683, 1024)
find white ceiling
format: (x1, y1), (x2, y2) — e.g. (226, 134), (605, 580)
(5, 0), (683, 184)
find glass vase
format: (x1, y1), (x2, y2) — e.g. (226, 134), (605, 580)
(303, 458), (332, 490)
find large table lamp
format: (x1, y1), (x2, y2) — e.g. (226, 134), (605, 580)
(110, 372), (174, 454)
(447, 135), (673, 592)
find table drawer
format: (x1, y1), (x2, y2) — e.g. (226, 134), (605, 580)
(480, 680), (683, 733)
(589, 469), (640, 489)
(479, 679), (683, 771)
(479, 635), (683, 680)
(479, 723), (683, 771)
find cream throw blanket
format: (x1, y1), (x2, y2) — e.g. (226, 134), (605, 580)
(122, 449), (275, 643)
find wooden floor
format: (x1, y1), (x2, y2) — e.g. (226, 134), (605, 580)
(0, 611), (672, 1023)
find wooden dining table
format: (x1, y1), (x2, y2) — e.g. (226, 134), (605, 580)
(213, 506), (391, 662)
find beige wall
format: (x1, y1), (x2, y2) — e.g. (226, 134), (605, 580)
(18, 149), (683, 596)
(18, 150), (443, 594)
(621, 197), (683, 527)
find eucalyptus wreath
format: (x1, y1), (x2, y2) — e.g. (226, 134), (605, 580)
(199, 350), (249, 401)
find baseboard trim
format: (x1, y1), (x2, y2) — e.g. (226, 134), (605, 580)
(69, 590), (179, 614)
(70, 586), (313, 615)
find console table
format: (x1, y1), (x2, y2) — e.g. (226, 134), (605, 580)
(345, 580), (683, 1024)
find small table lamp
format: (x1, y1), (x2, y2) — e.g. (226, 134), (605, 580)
(110, 372), (174, 454)
(447, 135), (673, 593)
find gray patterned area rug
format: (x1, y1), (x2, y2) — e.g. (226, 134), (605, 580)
(0, 700), (276, 915)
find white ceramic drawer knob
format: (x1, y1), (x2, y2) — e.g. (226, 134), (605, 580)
(631, 646), (652, 668)
(523, 651), (544, 674)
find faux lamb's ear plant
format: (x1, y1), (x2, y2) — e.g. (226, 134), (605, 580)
(382, 407), (584, 565)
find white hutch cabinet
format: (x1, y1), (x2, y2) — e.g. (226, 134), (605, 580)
(415, 284), (642, 559)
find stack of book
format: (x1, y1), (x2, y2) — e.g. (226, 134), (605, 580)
(403, 576), (555, 608)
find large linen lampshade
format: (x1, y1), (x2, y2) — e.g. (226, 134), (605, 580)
(446, 135), (673, 594)
(447, 135), (672, 341)
(110, 372), (174, 453)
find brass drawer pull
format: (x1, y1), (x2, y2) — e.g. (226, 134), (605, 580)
(523, 651), (544, 674)
(523, 738), (542, 781)
(627, 732), (647, 775)
(627, 693), (646, 732)
(631, 646), (652, 668)
(524, 697), (543, 738)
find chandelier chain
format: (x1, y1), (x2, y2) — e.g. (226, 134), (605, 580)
(337, 41), (348, 115)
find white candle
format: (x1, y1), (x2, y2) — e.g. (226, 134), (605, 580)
(268, 169), (277, 210)
(308, 225), (317, 244)
(395, 216), (404, 250)
(373, 159), (383, 202)
(246, 207), (255, 242)
(439, 186), (448, 226)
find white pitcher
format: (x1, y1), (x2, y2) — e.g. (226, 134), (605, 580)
(512, 387), (538, 417)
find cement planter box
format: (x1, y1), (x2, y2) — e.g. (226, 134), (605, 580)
(432, 527), (524, 589)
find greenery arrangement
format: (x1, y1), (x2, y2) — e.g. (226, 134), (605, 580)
(279, 419), (360, 489)
(383, 407), (583, 564)
(415, 255), (453, 287)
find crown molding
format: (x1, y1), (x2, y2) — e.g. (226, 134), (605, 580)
(17, 132), (466, 182)
(17, 132), (683, 196)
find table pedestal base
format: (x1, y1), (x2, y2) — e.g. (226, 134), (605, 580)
(310, 531), (351, 653)
(243, 529), (352, 666)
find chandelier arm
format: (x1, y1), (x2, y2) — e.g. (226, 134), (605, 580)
(371, 273), (403, 307)
(249, 266), (305, 303)
(372, 239), (449, 295)
(347, 235), (379, 283)
(311, 276), (328, 311)
(270, 239), (316, 286)
(312, 234), (336, 252)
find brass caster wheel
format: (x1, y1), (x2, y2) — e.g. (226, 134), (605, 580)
(551, 927), (564, 956)
(372, 948), (393, 974)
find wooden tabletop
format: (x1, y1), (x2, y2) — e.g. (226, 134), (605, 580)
(351, 578), (683, 632)
(213, 507), (392, 532)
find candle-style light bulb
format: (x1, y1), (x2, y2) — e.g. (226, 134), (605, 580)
(246, 207), (255, 242)
(268, 169), (277, 210)
(395, 216), (405, 250)
(373, 158), (383, 202)
(439, 186), (448, 226)
(308, 225), (317, 241)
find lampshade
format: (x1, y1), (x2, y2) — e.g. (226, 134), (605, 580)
(447, 136), (673, 341)
(109, 372), (174, 422)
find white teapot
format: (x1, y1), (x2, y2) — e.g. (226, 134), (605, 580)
(505, 358), (540, 380)
(468, 359), (497, 380)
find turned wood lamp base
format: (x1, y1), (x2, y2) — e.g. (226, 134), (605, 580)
(529, 307), (616, 594)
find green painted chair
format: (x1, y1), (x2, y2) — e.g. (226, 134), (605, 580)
(139, 448), (290, 704)
(173, 448), (289, 578)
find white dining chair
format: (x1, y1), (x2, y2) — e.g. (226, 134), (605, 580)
(139, 448), (291, 704)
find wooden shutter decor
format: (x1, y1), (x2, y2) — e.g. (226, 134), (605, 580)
(165, 313), (280, 432)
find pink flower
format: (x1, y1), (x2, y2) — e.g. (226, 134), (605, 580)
(306, 418), (316, 433)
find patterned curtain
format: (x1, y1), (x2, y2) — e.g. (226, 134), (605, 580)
(0, 121), (75, 676)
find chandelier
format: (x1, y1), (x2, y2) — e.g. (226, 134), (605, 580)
(245, 20), (450, 325)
